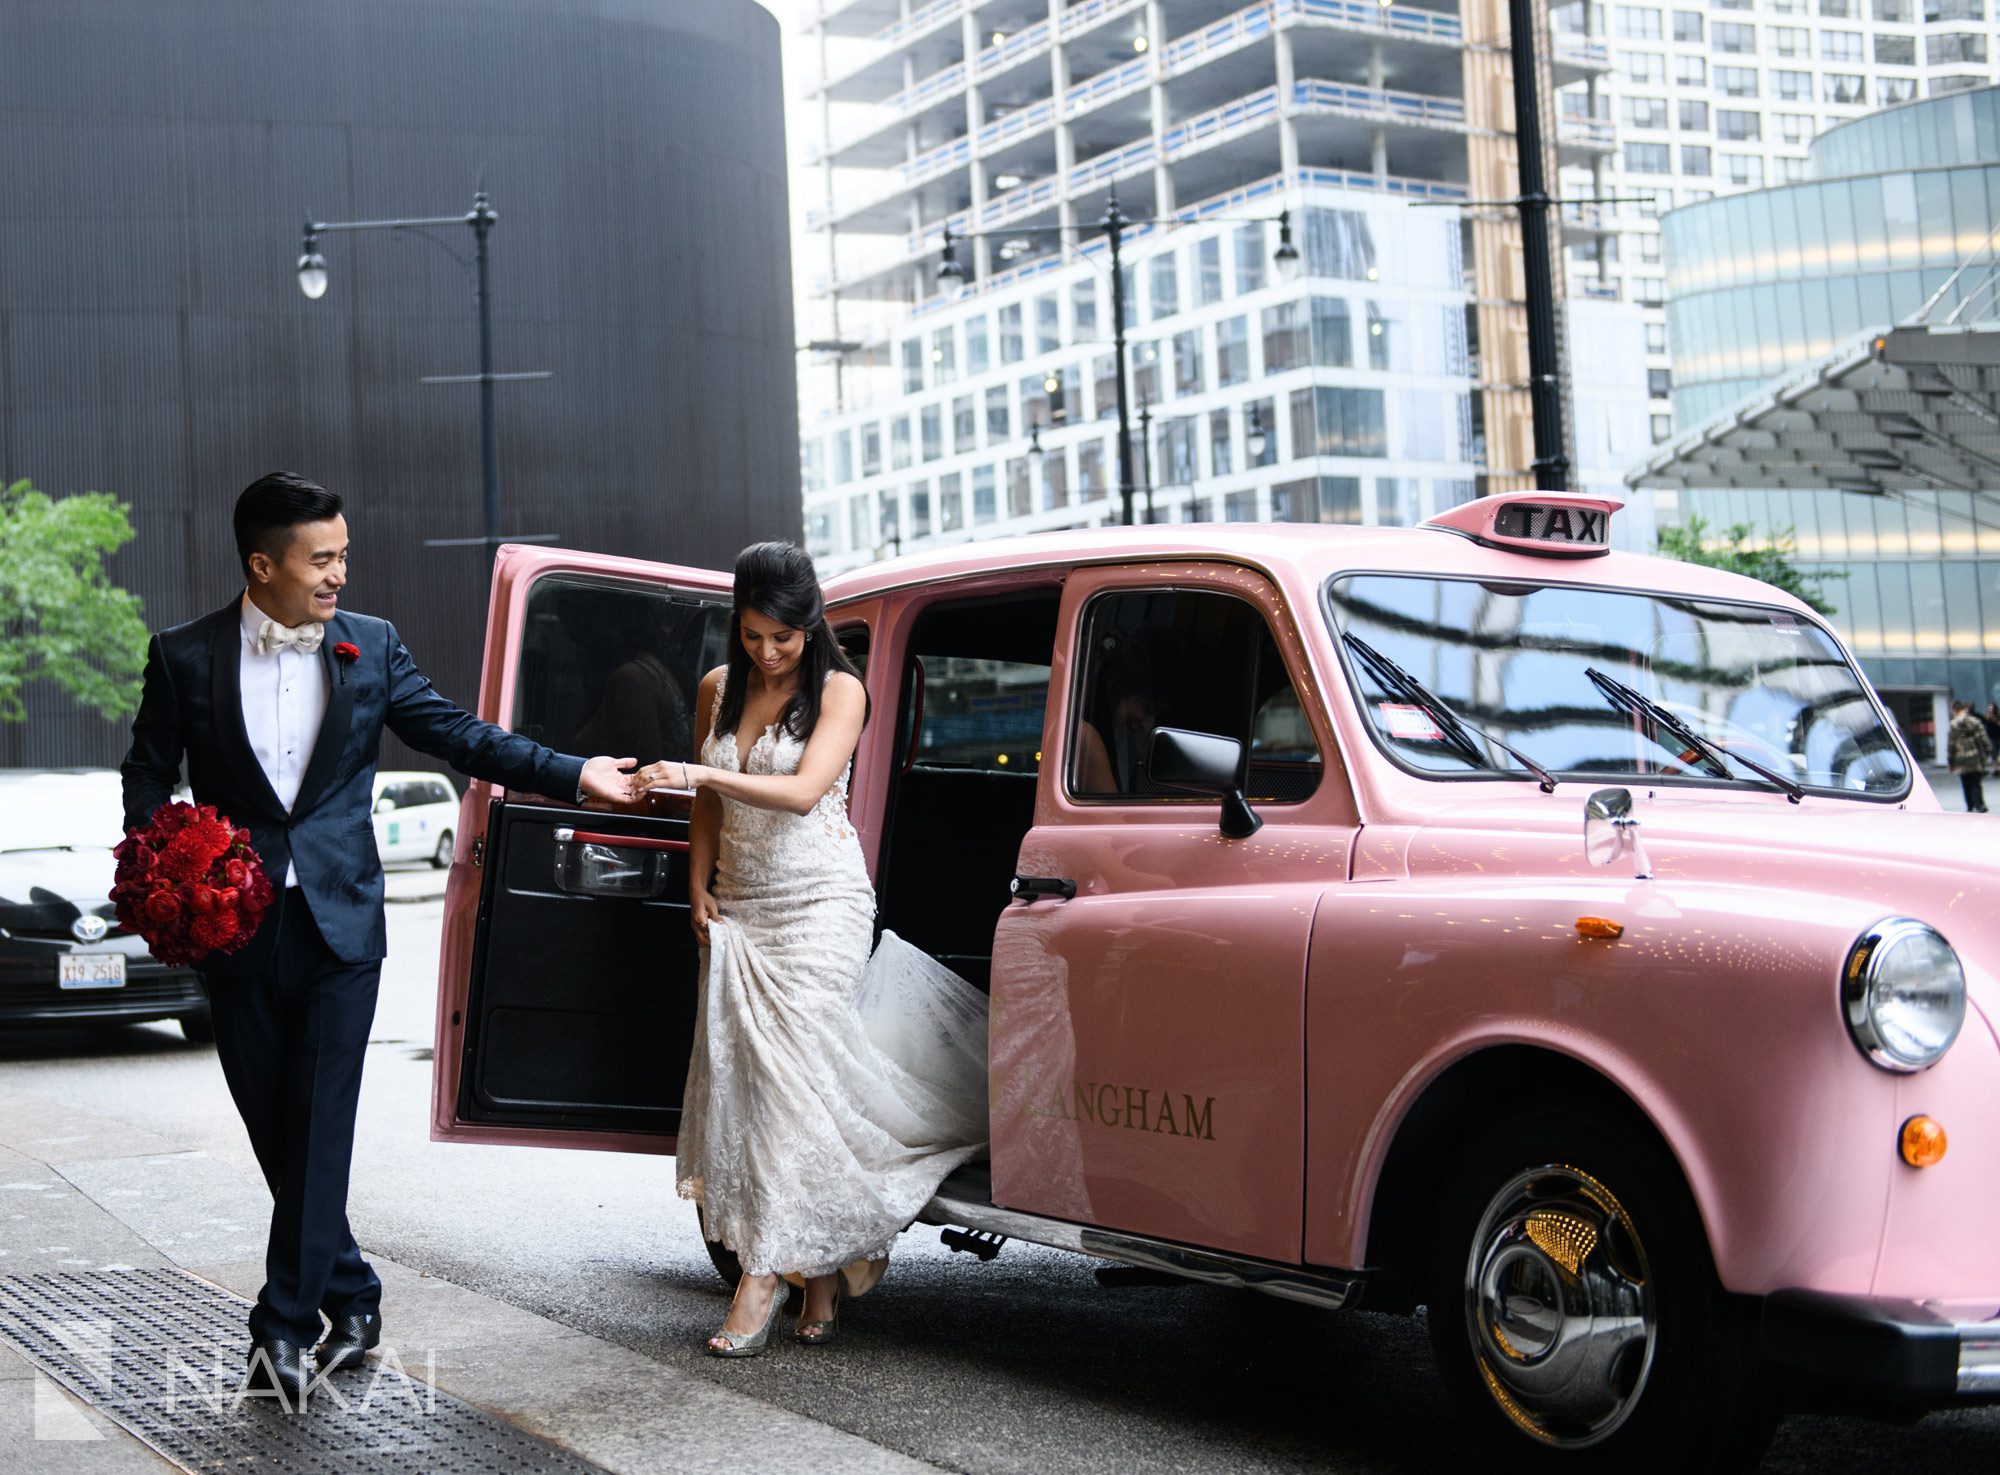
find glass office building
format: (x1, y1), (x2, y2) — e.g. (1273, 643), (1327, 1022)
(1655, 84), (2000, 756)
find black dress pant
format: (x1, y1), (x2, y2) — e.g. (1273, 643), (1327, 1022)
(1962, 772), (1988, 813)
(204, 888), (383, 1346)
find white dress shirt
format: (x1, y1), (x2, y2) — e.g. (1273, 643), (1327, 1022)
(239, 592), (331, 886)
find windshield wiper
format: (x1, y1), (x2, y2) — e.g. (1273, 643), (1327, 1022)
(1584, 667), (1805, 804)
(1342, 633), (1559, 792)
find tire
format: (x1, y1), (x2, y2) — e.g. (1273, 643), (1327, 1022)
(178, 1010), (216, 1044)
(430, 830), (454, 869)
(696, 1202), (743, 1287)
(1424, 1101), (1776, 1473)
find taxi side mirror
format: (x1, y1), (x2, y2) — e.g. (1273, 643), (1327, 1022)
(1584, 787), (1652, 880)
(1149, 727), (1263, 839)
(374, 795), (397, 814)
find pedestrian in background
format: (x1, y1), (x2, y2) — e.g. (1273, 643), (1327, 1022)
(1982, 702), (2000, 775)
(1948, 700), (1991, 812)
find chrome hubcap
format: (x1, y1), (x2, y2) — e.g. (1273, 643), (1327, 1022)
(1463, 1164), (1656, 1448)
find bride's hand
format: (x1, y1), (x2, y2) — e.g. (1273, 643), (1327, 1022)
(689, 887), (720, 944)
(630, 760), (694, 798)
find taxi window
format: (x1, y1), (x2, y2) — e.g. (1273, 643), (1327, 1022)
(1324, 573), (1909, 797)
(1068, 588), (1321, 804)
(513, 576), (732, 765)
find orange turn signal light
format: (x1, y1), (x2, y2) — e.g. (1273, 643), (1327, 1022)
(1899, 1115), (1947, 1168)
(1575, 916), (1624, 940)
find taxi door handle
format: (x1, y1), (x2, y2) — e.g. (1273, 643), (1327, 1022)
(1010, 874), (1076, 902)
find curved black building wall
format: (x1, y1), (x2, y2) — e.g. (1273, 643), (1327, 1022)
(0, 0), (799, 769)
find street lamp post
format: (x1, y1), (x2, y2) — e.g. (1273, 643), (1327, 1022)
(297, 189), (545, 551)
(939, 198), (1298, 527)
(1136, 398), (1155, 524)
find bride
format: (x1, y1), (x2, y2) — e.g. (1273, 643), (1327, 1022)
(631, 541), (987, 1356)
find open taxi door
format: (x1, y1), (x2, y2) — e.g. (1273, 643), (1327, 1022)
(431, 544), (734, 1154)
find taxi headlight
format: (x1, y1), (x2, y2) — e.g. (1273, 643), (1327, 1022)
(1843, 919), (1965, 1072)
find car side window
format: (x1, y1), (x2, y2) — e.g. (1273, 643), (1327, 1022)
(1067, 587), (1321, 804)
(423, 780), (454, 806)
(513, 576), (732, 764)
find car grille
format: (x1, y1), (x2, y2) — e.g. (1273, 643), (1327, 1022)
(0, 972), (205, 1015)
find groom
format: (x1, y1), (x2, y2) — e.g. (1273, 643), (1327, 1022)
(122, 472), (632, 1404)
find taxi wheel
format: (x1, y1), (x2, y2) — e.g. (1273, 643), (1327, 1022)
(1424, 1102), (1775, 1472)
(177, 1010), (215, 1044)
(430, 830), (455, 869)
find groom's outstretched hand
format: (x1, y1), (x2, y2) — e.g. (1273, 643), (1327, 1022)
(578, 756), (638, 805)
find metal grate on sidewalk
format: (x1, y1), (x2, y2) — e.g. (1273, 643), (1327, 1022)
(0, 1267), (611, 1474)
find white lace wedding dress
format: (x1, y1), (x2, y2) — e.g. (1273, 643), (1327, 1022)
(674, 670), (989, 1279)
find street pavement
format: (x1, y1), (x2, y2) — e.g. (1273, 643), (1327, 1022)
(5, 847), (2000, 1473)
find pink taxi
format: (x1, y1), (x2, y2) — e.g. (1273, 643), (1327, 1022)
(431, 492), (1997, 1468)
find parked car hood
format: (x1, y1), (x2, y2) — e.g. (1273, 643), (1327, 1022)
(0, 846), (119, 930)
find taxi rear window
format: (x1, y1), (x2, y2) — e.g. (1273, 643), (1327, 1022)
(1324, 574), (1909, 798)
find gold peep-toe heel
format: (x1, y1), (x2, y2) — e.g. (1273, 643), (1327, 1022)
(707, 1283), (785, 1358)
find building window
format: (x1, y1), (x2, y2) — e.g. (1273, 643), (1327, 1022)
(1210, 408), (1233, 476)
(901, 339), (923, 393)
(951, 395), (977, 455)
(973, 465), (997, 524)
(1672, 8), (1702, 40)
(1036, 294), (1060, 353)
(1651, 413), (1673, 442)
(1771, 25), (1808, 56)
(879, 489), (901, 546)
(1874, 0), (1912, 15)
(965, 314), (989, 374)
(891, 416), (912, 470)
(848, 494), (871, 551)
(1674, 54), (1705, 85)
(1006, 457), (1031, 518)
(1019, 373), (1049, 431)
(1881, 78), (1917, 103)
(1678, 99), (1709, 130)
(1288, 386), (1389, 458)
(1078, 439), (1107, 502)
(802, 439), (826, 496)
(861, 422), (882, 477)
(1271, 476), (1362, 525)
(1620, 50), (1666, 83)
(931, 327), (956, 384)
(1773, 70), (1810, 101)
(1723, 153), (1764, 186)
(1633, 276), (1666, 306)
(1093, 354), (1118, 421)
(832, 429), (853, 485)
(1645, 322), (1668, 353)
(800, 508), (830, 558)
(1717, 66), (1758, 97)
(1927, 33), (1987, 64)
(1071, 279), (1097, 342)
(1216, 315), (1250, 386)
(1304, 208), (1380, 280)
(1713, 21), (1754, 51)
(986, 384), (1010, 444)
(1224, 490), (1259, 522)
(1623, 96), (1668, 129)
(1262, 301), (1310, 373)
(1777, 156), (1809, 181)
(1044, 447), (1069, 510)
(1245, 399), (1277, 466)
(1717, 109), (1760, 141)
(1624, 141), (1672, 173)
(1149, 252), (1179, 320)
(1647, 367), (1672, 398)
(1366, 303), (1397, 371)
(1874, 34), (1914, 65)
(935, 473), (961, 534)
(909, 481), (932, 539)
(1197, 237), (1224, 305)
(1777, 112), (1812, 143)
(1681, 144), (1711, 174)
(1234, 223), (1266, 294)
(1821, 30), (1863, 62)
(1173, 327), (1206, 396)
(1158, 415), (1197, 488)
(1923, 0), (1983, 16)
(1818, 0), (1855, 13)
(998, 304), (1024, 363)
(921, 404), (943, 462)
(1133, 340), (1160, 403)
(1315, 296), (1354, 368)
(1615, 5), (1662, 36)
(1823, 74), (1865, 105)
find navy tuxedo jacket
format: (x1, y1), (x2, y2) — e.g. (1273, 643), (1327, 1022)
(120, 600), (585, 977)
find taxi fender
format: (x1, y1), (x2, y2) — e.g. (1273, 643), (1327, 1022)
(1304, 878), (1906, 1298)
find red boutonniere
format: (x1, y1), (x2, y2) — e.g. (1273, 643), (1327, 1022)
(333, 641), (359, 686)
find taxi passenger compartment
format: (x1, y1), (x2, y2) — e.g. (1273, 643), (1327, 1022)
(458, 799), (699, 1132)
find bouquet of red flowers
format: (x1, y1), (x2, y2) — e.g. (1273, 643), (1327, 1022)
(111, 802), (275, 965)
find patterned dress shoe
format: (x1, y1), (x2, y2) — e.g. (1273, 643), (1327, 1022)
(314, 1311), (381, 1376)
(244, 1339), (309, 1409)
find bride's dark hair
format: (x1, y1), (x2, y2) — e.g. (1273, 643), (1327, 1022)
(717, 540), (865, 742)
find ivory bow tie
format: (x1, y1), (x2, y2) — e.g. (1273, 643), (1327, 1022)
(255, 618), (325, 656)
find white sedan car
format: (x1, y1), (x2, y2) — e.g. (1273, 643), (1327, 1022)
(371, 771), (460, 868)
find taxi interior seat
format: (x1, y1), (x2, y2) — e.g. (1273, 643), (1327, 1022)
(874, 590), (1061, 994)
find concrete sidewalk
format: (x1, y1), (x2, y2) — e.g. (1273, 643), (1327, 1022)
(0, 1087), (939, 1475)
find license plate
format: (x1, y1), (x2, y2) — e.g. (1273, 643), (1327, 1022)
(59, 952), (126, 989)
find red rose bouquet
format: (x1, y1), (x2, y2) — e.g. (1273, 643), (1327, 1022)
(111, 802), (275, 965)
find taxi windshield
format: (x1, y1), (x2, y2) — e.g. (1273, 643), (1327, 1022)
(1324, 574), (1910, 798)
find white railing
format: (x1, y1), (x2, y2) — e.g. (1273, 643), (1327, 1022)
(812, 62), (968, 164)
(1290, 79), (1468, 127)
(1283, 0), (1462, 43)
(1161, 2), (1276, 71)
(904, 136), (972, 187)
(1068, 136), (1158, 191)
(1162, 85), (1281, 156)
(978, 173), (1062, 230)
(1558, 116), (1615, 149)
(975, 18), (1052, 79)
(1064, 56), (1153, 117)
(977, 98), (1056, 152)
(872, 0), (965, 49)
(1059, 0), (1149, 42)
(1552, 33), (1611, 68)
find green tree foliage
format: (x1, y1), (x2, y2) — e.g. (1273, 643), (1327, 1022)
(1656, 514), (1841, 615)
(0, 479), (149, 722)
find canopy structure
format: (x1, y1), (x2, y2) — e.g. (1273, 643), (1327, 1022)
(1628, 323), (2000, 494)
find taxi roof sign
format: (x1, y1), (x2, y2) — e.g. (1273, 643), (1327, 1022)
(1422, 491), (1622, 559)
